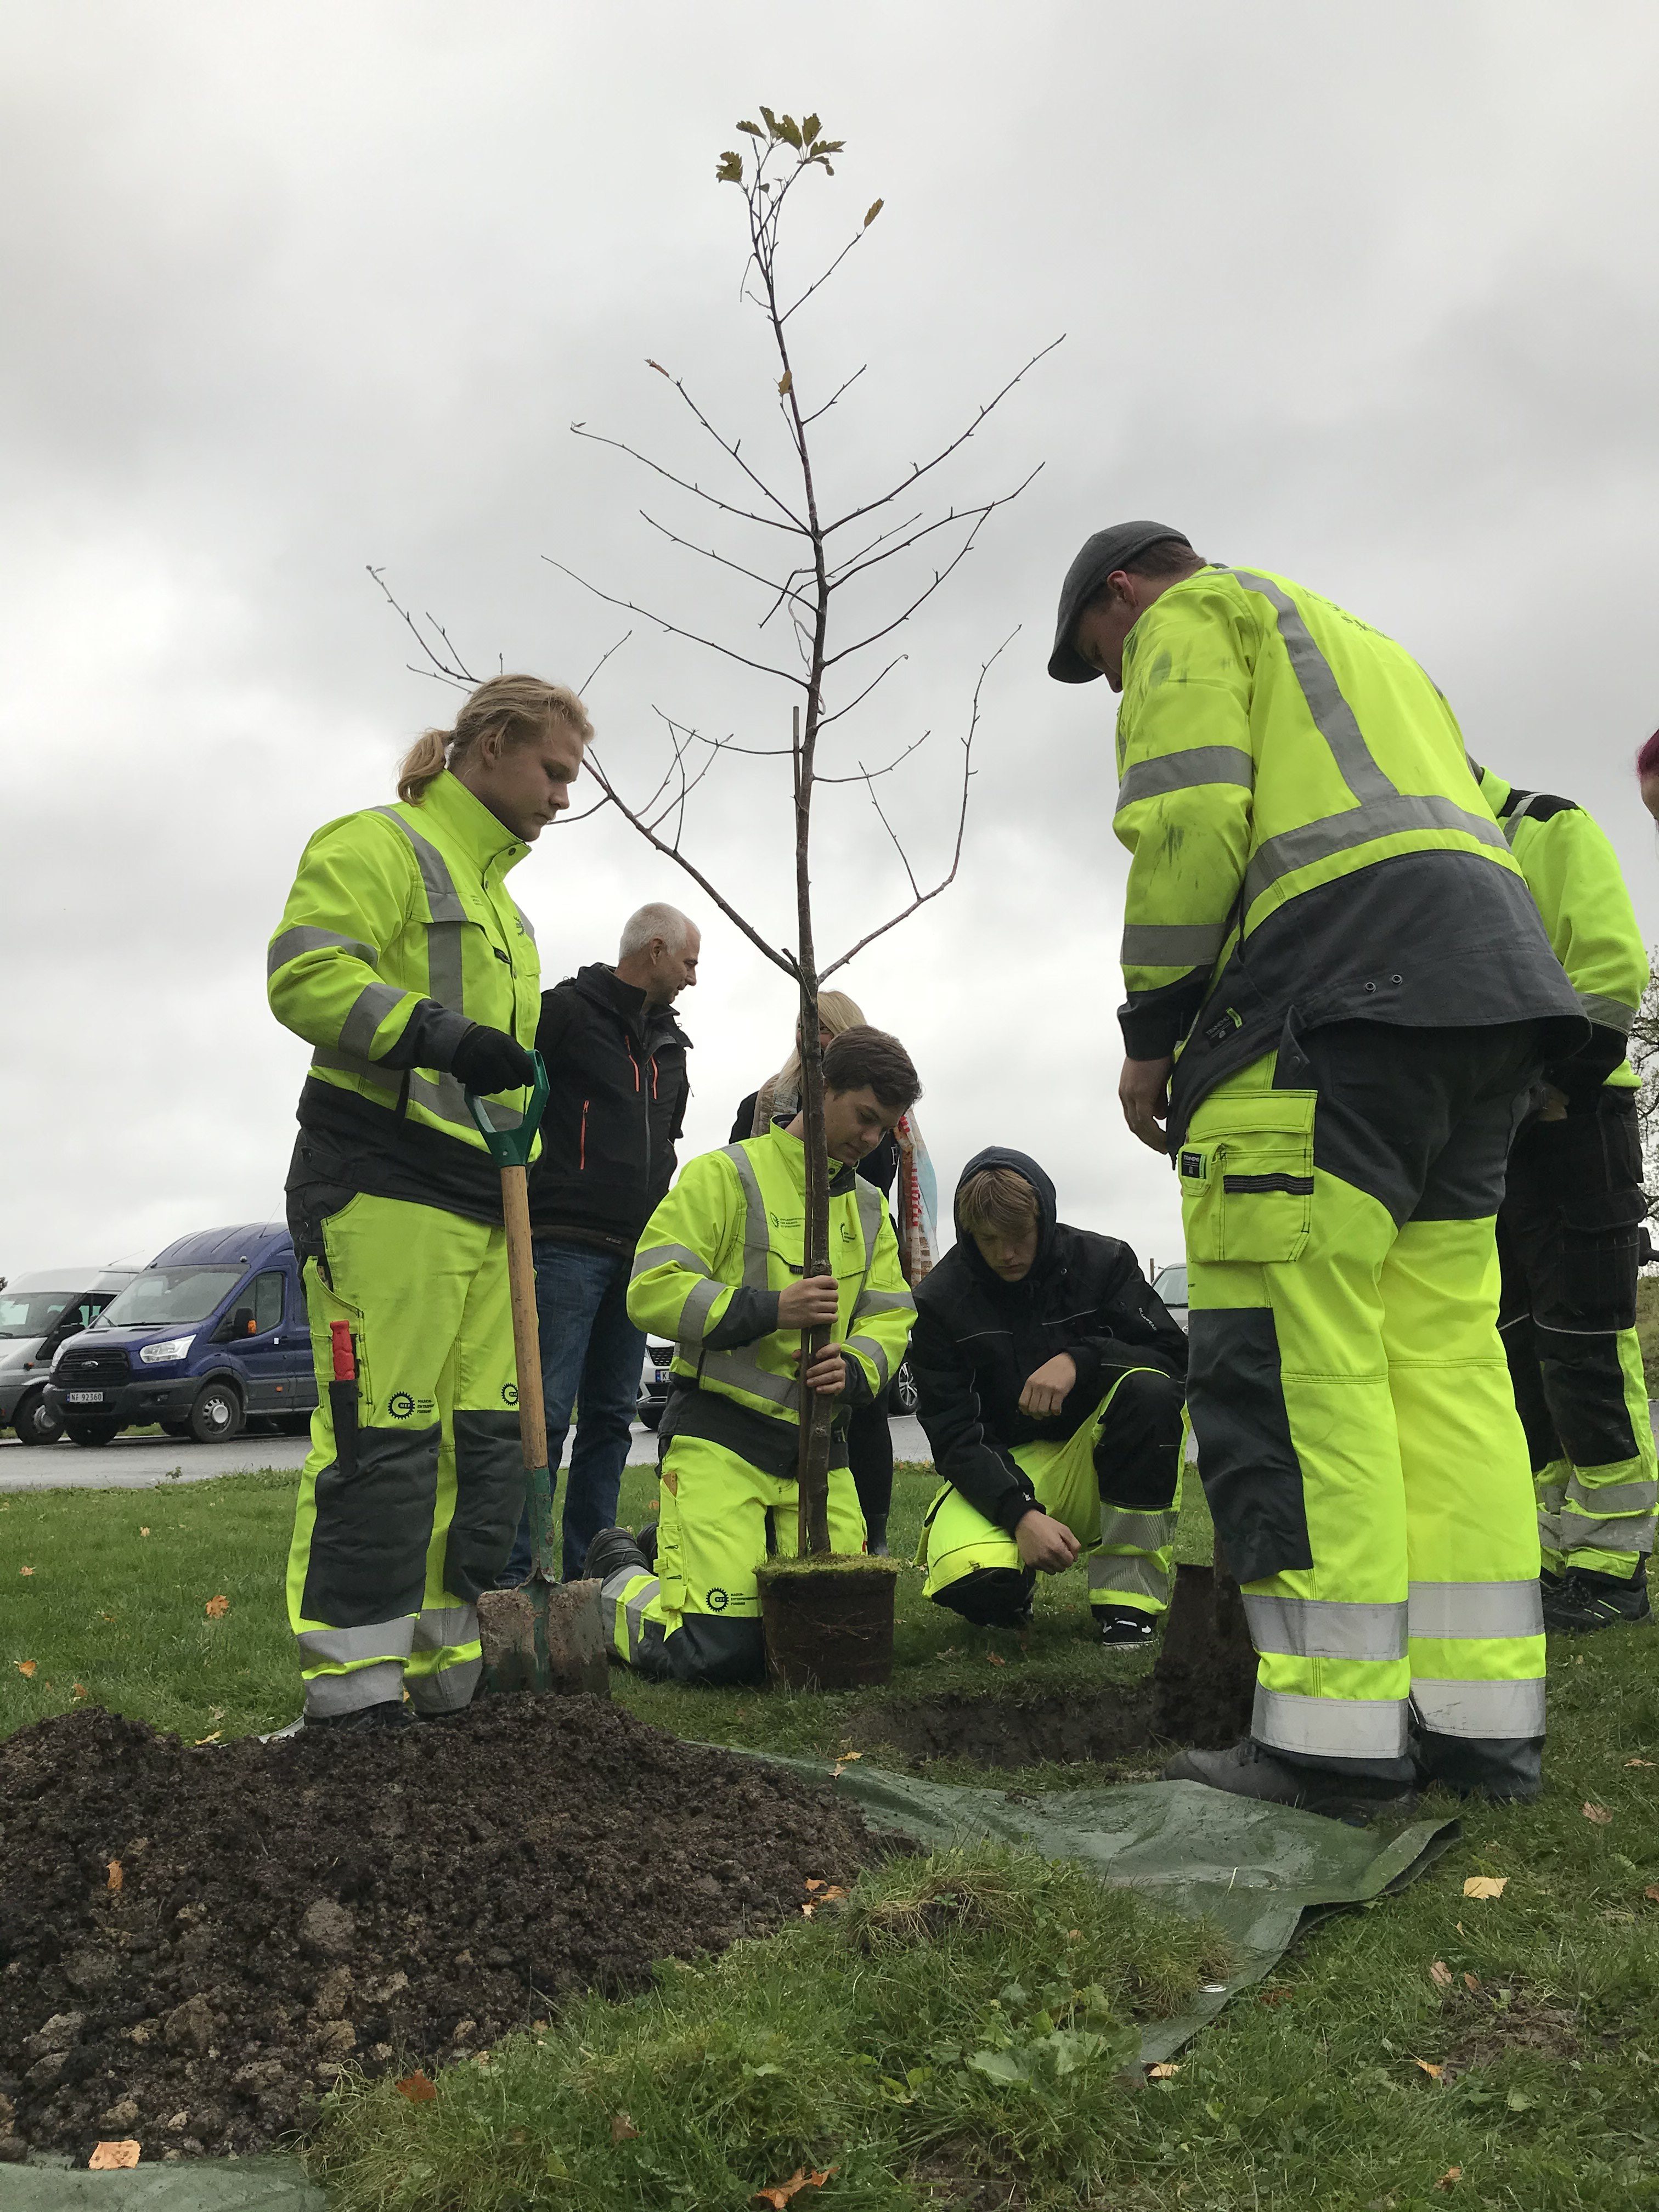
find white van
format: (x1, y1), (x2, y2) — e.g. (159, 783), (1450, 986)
(0, 1268), (139, 1444)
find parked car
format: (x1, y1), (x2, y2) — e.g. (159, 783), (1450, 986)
(891, 1357), (919, 1417)
(637, 1340), (674, 1430)
(44, 1223), (317, 1447)
(0, 1267), (139, 1444)
(1153, 1262), (1189, 1332)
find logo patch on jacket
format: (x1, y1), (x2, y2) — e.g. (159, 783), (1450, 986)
(388, 1391), (415, 1419)
(502, 1383), (519, 1408)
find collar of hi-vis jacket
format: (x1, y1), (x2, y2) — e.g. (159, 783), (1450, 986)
(761, 1120), (860, 1200)
(406, 769), (530, 887)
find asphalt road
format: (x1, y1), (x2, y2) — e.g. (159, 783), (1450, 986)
(0, 1414), (933, 1492)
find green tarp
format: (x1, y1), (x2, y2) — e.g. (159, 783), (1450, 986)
(0, 1764), (1457, 2206)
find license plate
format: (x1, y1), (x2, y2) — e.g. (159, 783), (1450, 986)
(654, 1369), (670, 1385)
(66, 1390), (105, 1404)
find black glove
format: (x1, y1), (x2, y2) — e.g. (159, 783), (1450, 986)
(451, 1024), (535, 1094)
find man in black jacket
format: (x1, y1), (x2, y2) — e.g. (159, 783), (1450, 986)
(914, 1148), (1187, 1644)
(499, 902), (697, 1582)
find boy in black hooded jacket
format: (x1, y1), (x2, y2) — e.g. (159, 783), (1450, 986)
(913, 1148), (1187, 1643)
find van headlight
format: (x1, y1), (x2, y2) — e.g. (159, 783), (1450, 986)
(139, 1336), (195, 1365)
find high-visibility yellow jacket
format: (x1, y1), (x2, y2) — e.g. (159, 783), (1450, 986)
(268, 769), (541, 1156)
(1475, 767), (1646, 1099)
(1110, 565), (1582, 1139)
(628, 1125), (915, 1471)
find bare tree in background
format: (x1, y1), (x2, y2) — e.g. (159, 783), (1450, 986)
(1630, 953), (1659, 1216)
(375, 107), (1056, 1555)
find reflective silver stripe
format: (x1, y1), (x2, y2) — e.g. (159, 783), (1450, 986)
(845, 1333), (891, 1393)
(411, 1602), (478, 1652)
(1536, 1509), (1565, 1553)
(1118, 745), (1255, 809)
(1088, 1549), (1171, 1605)
(1408, 1580), (1544, 1642)
(852, 1288), (915, 1317)
(296, 1620), (415, 1665)
(698, 1344), (800, 1412)
(514, 901), (538, 944)
(268, 925), (379, 977)
(1578, 990), (1635, 1034)
(720, 1144), (774, 1288)
(678, 1274), (726, 1341)
(633, 1242), (710, 1282)
(1500, 790), (1545, 840)
(312, 1044), (392, 1086)
(601, 1566), (658, 1662)
(1564, 1473), (1657, 1517)
(1536, 1475), (1567, 1513)
(1244, 1594), (1407, 1663)
(1252, 1684), (1408, 1760)
(1244, 793), (1510, 909)
(1097, 1506), (1177, 1553)
(370, 805), (469, 922)
(427, 918), (466, 1013)
(1555, 1511), (1656, 1554)
(1229, 569), (1397, 805)
(853, 1178), (884, 1277)
(407, 1656), (481, 1713)
(407, 1069), (484, 1132)
(338, 981), (408, 1059)
(302, 1660), (404, 1716)
(1121, 922), (1227, 968)
(1412, 1675), (1546, 1740)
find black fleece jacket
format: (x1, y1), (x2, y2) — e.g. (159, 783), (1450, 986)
(527, 966), (691, 1252)
(911, 1147), (1187, 1533)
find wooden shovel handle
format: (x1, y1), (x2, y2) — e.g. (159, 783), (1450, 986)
(500, 1164), (549, 1474)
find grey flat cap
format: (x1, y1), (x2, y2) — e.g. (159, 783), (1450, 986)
(1047, 520), (1192, 683)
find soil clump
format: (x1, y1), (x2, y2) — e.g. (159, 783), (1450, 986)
(856, 1683), (1162, 1770)
(0, 1699), (892, 2165)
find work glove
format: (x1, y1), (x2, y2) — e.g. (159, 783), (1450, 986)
(451, 1023), (535, 1094)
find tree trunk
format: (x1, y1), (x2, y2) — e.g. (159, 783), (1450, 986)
(793, 703), (834, 1554)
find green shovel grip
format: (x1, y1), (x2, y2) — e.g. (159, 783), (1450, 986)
(464, 1048), (550, 1169)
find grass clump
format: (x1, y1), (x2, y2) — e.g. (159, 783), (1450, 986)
(308, 1842), (1226, 2212)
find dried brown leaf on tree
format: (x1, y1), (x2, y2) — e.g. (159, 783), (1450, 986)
(777, 370), (793, 397)
(396, 2071), (437, 2102)
(1583, 1802), (1613, 1825)
(753, 2168), (837, 2208)
(89, 2141), (140, 2169)
(205, 1595), (230, 1619)
(864, 197), (884, 227)
(715, 153), (743, 185)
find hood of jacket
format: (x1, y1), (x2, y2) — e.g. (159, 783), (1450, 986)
(568, 962), (690, 1050)
(953, 1146), (1060, 1293)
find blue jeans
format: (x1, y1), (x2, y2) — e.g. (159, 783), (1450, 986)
(500, 1238), (646, 1584)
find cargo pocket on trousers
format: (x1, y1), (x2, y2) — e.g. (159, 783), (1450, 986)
(1178, 1091), (1317, 1264)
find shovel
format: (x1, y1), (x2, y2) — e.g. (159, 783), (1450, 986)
(465, 1052), (610, 1699)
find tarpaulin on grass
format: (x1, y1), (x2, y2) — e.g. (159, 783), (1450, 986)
(0, 2156), (324, 2210)
(790, 1760), (1460, 2062)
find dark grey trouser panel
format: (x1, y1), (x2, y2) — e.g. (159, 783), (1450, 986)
(1092, 1366), (1185, 1510)
(446, 1409), (527, 1601)
(635, 1611), (766, 1687)
(1413, 1727), (1544, 1800)
(1187, 1307), (1312, 1584)
(301, 1422), (439, 1625)
(931, 1564), (1036, 1629)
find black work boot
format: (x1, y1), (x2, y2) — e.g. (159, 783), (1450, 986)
(305, 1699), (415, 1734)
(583, 1526), (651, 1584)
(636, 1520), (660, 1571)
(1164, 1737), (1417, 1825)
(865, 1516), (890, 1559)
(1542, 1560), (1651, 1634)
(1095, 1605), (1155, 1646)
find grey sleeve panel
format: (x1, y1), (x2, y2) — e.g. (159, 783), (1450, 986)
(338, 981), (409, 1060)
(702, 1286), (783, 1350)
(374, 1001), (474, 1073)
(1118, 746), (1255, 808)
(268, 926), (379, 977)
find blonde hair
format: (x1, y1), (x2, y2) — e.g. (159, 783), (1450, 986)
(397, 674), (594, 804)
(753, 989), (867, 1132)
(958, 1166), (1040, 1241)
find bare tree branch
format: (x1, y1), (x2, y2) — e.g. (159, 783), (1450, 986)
(821, 631), (1015, 978)
(823, 502), (999, 667)
(814, 651), (909, 731)
(367, 565), (479, 688)
(827, 471), (1041, 593)
(653, 369), (808, 529)
(637, 510), (815, 620)
(544, 557), (808, 690)
(800, 363), (868, 426)
(570, 422), (803, 536)
(578, 630), (633, 695)
(814, 724), (928, 783)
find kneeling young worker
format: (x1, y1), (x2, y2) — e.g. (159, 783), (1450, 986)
(587, 1026), (921, 1684)
(915, 1150), (1188, 1643)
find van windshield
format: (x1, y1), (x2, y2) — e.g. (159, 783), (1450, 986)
(0, 1291), (78, 1338)
(92, 1268), (244, 1330)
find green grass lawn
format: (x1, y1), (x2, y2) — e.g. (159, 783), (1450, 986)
(4, 1465), (1659, 2208)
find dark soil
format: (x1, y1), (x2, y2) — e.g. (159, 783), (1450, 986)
(759, 1559), (899, 1690)
(854, 1566), (1257, 1773)
(0, 1699), (895, 2165)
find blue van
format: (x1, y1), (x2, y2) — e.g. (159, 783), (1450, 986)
(43, 1222), (317, 1447)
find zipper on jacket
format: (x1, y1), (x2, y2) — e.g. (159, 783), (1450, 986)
(580, 1100), (588, 1171)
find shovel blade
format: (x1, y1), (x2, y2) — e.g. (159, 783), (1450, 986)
(477, 1575), (611, 1698)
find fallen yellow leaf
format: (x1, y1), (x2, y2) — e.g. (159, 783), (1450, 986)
(204, 1595), (230, 1619)
(1429, 1960), (1454, 1988)
(71, 1684), (87, 1699)
(15, 1661), (36, 1679)
(611, 2112), (639, 2143)
(1414, 2058), (1444, 2079)
(139, 1527), (150, 1538)
(194, 1731), (222, 1746)
(1583, 1802), (1613, 1825)
(106, 1860), (123, 1893)
(1436, 2166), (1463, 2190)
(1148, 2062), (1181, 2079)
(396, 2072), (437, 2103)
(752, 2168), (837, 2208)
(1644, 1886), (1659, 1904)
(1463, 1876), (1507, 1899)
(1463, 1972), (1480, 1993)
(89, 2142), (140, 2170)
(987, 1650), (1007, 1668)
(805, 1879), (826, 1893)
(1625, 1758), (1653, 1769)
(19, 1566), (34, 1577)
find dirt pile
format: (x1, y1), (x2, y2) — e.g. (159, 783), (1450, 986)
(0, 1699), (893, 2165)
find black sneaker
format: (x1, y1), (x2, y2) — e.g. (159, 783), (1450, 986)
(1542, 1562), (1651, 1634)
(1163, 1737), (1417, 1825)
(1096, 1605), (1155, 1646)
(304, 1699), (415, 1734)
(637, 1520), (660, 1572)
(582, 1526), (651, 1584)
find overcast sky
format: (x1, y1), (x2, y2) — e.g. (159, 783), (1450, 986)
(4, 1), (1658, 1284)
